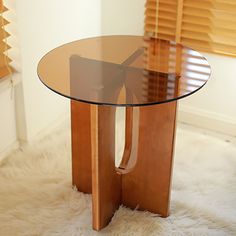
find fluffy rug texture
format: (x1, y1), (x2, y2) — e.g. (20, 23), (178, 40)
(0, 120), (235, 236)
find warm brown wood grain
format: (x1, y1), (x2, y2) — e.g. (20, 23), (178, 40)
(122, 101), (177, 217)
(71, 100), (92, 193)
(71, 100), (177, 230)
(119, 107), (133, 170)
(117, 107), (139, 175)
(90, 105), (122, 231)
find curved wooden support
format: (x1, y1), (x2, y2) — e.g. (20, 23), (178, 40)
(118, 107), (133, 170)
(117, 106), (139, 174)
(116, 83), (139, 174)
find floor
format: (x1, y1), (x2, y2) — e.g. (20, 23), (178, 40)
(0, 120), (235, 236)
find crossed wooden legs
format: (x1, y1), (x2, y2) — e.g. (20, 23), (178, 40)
(71, 100), (177, 231)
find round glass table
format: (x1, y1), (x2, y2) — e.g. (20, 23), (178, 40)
(38, 35), (211, 231)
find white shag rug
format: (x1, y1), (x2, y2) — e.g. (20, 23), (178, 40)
(0, 120), (236, 236)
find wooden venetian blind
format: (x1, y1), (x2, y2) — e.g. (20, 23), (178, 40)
(0, 0), (12, 79)
(145, 0), (236, 57)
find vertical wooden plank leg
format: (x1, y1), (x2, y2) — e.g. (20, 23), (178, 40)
(122, 101), (177, 216)
(91, 105), (121, 231)
(71, 100), (92, 193)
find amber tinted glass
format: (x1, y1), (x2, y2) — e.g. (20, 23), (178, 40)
(37, 36), (211, 106)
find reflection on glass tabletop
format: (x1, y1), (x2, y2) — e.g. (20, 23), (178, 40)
(37, 36), (211, 107)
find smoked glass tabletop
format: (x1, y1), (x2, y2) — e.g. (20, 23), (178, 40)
(37, 36), (211, 107)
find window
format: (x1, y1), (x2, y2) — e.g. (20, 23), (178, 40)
(145, 0), (236, 57)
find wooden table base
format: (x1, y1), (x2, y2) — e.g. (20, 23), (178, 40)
(71, 100), (177, 231)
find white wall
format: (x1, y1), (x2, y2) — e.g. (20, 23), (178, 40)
(15, 0), (102, 141)
(0, 81), (17, 160)
(0, 0), (102, 157)
(101, 0), (145, 35)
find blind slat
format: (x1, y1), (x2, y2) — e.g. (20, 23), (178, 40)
(0, 65), (13, 78)
(0, 41), (10, 52)
(0, 0), (12, 79)
(0, 54), (11, 67)
(0, 29), (10, 39)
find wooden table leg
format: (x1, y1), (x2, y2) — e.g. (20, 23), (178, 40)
(71, 100), (177, 231)
(122, 101), (177, 217)
(71, 100), (92, 193)
(90, 105), (121, 231)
